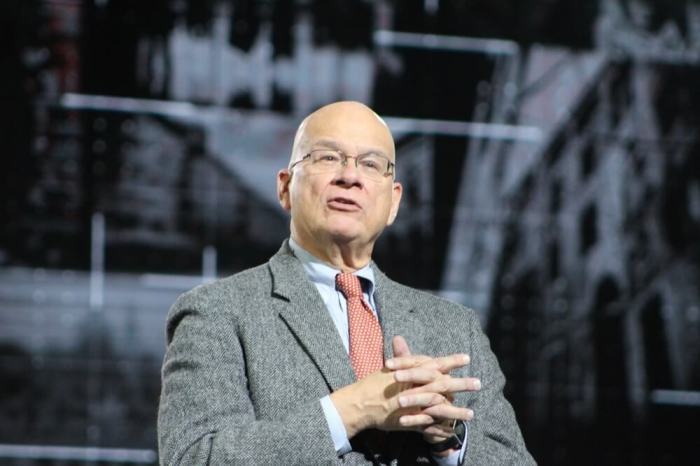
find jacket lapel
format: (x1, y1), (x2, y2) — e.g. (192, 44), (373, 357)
(269, 242), (356, 392)
(372, 266), (425, 360)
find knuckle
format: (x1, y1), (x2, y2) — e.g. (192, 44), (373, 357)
(413, 356), (429, 367)
(424, 361), (438, 371)
(436, 376), (450, 392)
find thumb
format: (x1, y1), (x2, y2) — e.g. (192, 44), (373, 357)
(392, 335), (412, 358)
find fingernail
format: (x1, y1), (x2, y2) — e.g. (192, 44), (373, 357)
(399, 416), (409, 426)
(395, 371), (407, 382)
(399, 396), (408, 407)
(386, 359), (396, 369)
(467, 409), (474, 420)
(474, 379), (481, 390)
(463, 354), (471, 365)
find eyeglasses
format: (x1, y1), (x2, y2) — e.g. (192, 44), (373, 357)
(289, 149), (395, 180)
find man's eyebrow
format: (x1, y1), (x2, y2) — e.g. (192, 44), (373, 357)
(310, 139), (389, 158)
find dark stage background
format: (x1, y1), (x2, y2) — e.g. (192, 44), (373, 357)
(2, 1), (699, 464)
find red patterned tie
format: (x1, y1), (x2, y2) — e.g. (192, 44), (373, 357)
(336, 273), (384, 379)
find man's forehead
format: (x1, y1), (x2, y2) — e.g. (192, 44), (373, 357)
(292, 102), (395, 159)
(308, 138), (389, 156)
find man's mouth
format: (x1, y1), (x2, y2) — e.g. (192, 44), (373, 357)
(328, 197), (361, 210)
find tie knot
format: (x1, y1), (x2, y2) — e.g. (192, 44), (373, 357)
(335, 273), (363, 299)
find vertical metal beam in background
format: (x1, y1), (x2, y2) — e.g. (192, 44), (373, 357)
(202, 245), (218, 283)
(89, 212), (105, 311)
(88, 211), (106, 455)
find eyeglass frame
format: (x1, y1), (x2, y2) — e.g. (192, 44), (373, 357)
(289, 149), (396, 179)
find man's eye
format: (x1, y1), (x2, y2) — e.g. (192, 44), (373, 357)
(317, 152), (341, 162)
(360, 158), (381, 171)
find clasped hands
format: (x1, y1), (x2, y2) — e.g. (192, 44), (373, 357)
(330, 336), (480, 446)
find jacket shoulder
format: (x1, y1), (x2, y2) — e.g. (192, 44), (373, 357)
(379, 274), (479, 323)
(168, 263), (272, 317)
(383, 274), (467, 307)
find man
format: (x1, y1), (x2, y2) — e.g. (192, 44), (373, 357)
(158, 101), (535, 465)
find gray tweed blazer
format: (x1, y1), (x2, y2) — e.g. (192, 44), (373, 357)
(158, 241), (536, 465)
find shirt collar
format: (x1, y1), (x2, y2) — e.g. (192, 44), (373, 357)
(288, 237), (376, 294)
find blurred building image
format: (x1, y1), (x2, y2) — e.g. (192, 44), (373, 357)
(1, 1), (699, 464)
(444, 49), (700, 464)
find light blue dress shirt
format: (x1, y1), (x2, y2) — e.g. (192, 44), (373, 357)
(289, 239), (465, 465)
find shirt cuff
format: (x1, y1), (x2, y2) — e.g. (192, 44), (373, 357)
(320, 395), (352, 455)
(431, 421), (469, 466)
(432, 448), (461, 466)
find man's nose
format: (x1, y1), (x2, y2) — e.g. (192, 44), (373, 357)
(333, 157), (363, 186)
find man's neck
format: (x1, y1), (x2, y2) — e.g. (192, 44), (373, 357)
(290, 234), (373, 272)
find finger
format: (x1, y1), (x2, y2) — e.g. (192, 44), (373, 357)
(398, 413), (435, 428)
(385, 355), (433, 370)
(432, 353), (470, 373)
(392, 335), (412, 358)
(402, 376), (482, 395)
(423, 423), (454, 439)
(386, 353), (469, 372)
(398, 392), (446, 409)
(394, 366), (443, 384)
(422, 404), (474, 422)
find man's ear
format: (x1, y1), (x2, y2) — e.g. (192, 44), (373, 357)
(277, 169), (292, 211)
(386, 181), (402, 226)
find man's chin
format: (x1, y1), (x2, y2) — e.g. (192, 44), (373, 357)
(323, 219), (386, 246)
(327, 229), (362, 244)
(323, 222), (372, 244)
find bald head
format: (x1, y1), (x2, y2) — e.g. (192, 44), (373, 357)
(290, 101), (395, 166)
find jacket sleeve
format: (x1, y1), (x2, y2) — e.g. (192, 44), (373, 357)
(157, 289), (339, 465)
(460, 310), (537, 466)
